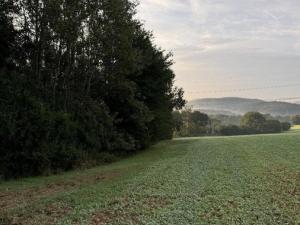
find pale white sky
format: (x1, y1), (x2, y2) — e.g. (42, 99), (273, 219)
(137, 0), (300, 102)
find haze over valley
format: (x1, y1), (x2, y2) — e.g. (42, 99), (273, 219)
(188, 97), (300, 116)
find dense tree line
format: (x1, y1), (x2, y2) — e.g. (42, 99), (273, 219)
(173, 109), (210, 137)
(174, 110), (291, 137)
(0, 0), (185, 179)
(209, 113), (292, 127)
(240, 112), (283, 134)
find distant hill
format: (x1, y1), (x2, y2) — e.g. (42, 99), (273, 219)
(188, 97), (300, 116)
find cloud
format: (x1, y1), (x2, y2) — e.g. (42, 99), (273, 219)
(137, 0), (300, 100)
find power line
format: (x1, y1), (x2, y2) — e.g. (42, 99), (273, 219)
(186, 83), (300, 94)
(179, 74), (300, 83)
(187, 96), (300, 104)
(268, 97), (300, 102)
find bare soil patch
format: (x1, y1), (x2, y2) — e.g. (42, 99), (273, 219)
(0, 202), (72, 225)
(0, 170), (122, 212)
(90, 195), (171, 225)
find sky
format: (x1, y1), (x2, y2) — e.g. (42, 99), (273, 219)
(137, 0), (300, 102)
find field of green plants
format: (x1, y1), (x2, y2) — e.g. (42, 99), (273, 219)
(291, 125), (300, 131)
(0, 129), (299, 225)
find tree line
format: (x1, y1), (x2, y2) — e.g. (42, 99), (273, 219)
(174, 110), (291, 137)
(0, 0), (185, 179)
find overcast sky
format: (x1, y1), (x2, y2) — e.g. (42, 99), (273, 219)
(137, 0), (300, 102)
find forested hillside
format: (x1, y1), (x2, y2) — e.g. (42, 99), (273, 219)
(0, 0), (185, 179)
(188, 97), (300, 116)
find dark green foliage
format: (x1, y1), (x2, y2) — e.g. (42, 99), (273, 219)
(190, 111), (209, 127)
(240, 112), (290, 134)
(281, 122), (291, 131)
(132, 30), (186, 141)
(188, 111), (210, 136)
(218, 125), (244, 136)
(173, 111), (184, 132)
(262, 120), (282, 134)
(174, 110), (289, 137)
(173, 109), (210, 137)
(0, 78), (115, 178)
(0, 0), (185, 179)
(291, 115), (300, 125)
(1, 93), (78, 177)
(241, 112), (266, 133)
(210, 114), (241, 126)
(0, 1), (15, 69)
(240, 112), (290, 135)
(210, 113), (291, 128)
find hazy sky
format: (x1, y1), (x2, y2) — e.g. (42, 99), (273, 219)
(137, 0), (300, 102)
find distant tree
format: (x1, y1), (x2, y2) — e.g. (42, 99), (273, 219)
(241, 112), (289, 134)
(241, 112), (266, 133)
(172, 109), (210, 137)
(176, 107), (192, 137)
(209, 119), (222, 135)
(174, 110), (288, 138)
(210, 114), (241, 126)
(188, 111), (210, 136)
(281, 122), (291, 131)
(173, 111), (183, 132)
(262, 120), (282, 133)
(291, 115), (300, 125)
(190, 111), (209, 127)
(218, 125), (243, 136)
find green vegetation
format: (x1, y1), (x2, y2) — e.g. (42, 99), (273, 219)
(208, 113), (291, 128)
(1, 131), (299, 225)
(209, 114), (242, 126)
(174, 110), (291, 137)
(292, 115), (300, 125)
(240, 112), (288, 134)
(292, 125), (300, 130)
(0, 0), (184, 179)
(173, 109), (210, 137)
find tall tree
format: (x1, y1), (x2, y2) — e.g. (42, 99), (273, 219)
(240, 112), (266, 133)
(0, 0), (185, 179)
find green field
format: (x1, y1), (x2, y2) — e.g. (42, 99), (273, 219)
(292, 125), (300, 131)
(1, 130), (299, 225)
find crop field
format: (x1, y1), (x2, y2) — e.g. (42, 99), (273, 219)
(292, 125), (300, 131)
(0, 130), (299, 225)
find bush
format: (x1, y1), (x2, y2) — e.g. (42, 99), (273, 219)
(0, 93), (117, 179)
(240, 112), (286, 134)
(0, 96), (79, 178)
(240, 112), (266, 133)
(281, 122), (291, 131)
(262, 120), (282, 133)
(218, 125), (244, 136)
(172, 109), (210, 137)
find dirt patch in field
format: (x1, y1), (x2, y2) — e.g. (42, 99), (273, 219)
(90, 210), (141, 225)
(90, 195), (171, 225)
(143, 195), (171, 209)
(0, 170), (122, 212)
(0, 201), (72, 225)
